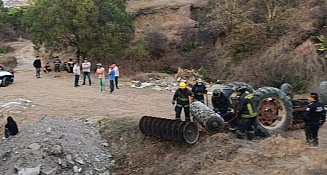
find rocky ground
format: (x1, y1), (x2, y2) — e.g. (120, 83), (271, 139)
(0, 117), (112, 175)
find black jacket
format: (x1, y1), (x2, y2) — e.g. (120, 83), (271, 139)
(192, 84), (207, 101)
(236, 91), (256, 118)
(33, 59), (41, 68)
(303, 101), (326, 125)
(173, 88), (193, 106)
(5, 121), (19, 135)
(212, 93), (231, 114)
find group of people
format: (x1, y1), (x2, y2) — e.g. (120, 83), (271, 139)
(33, 56), (120, 93)
(93, 62), (119, 93)
(172, 80), (326, 145)
(33, 56), (70, 77)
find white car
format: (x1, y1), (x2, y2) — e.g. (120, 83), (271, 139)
(0, 70), (14, 87)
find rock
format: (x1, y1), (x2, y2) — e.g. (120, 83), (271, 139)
(73, 166), (82, 173)
(58, 159), (62, 165)
(102, 143), (109, 147)
(74, 156), (85, 165)
(45, 128), (52, 134)
(18, 166), (41, 175)
(28, 143), (41, 151)
(48, 145), (62, 155)
(40, 167), (57, 175)
(99, 171), (110, 175)
(66, 154), (75, 165)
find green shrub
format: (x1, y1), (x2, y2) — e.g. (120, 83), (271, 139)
(0, 45), (14, 53)
(184, 41), (200, 52)
(316, 35), (327, 58)
(127, 41), (150, 60)
(161, 64), (175, 74)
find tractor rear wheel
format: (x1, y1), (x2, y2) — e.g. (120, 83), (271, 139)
(222, 81), (254, 97)
(253, 87), (293, 136)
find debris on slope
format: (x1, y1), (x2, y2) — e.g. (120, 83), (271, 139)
(0, 117), (112, 175)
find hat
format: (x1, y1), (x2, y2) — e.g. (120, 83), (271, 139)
(179, 82), (187, 89)
(96, 63), (102, 67)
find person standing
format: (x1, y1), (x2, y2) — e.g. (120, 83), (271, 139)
(303, 93), (326, 146)
(112, 63), (120, 89)
(73, 62), (81, 87)
(108, 65), (116, 94)
(67, 58), (74, 73)
(53, 56), (61, 77)
(172, 82), (193, 121)
(191, 79), (207, 103)
(96, 63), (106, 92)
(82, 58), (92, 86)
(33, 56), (42, 78)
(3, 116), (19, 140)
(235, 86), (257, 140)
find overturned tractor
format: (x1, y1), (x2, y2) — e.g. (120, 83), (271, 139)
(222, 81), (327, 136)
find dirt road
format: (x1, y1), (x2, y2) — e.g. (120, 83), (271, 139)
(0, 40), (175, 132)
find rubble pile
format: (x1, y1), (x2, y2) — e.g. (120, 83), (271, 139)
(131, 73), (178, 91)
(0, 117), (112, 175)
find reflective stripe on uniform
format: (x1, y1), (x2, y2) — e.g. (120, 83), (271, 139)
(178, 97), (189, 101)
(242, 92), (257, 118)
(176, 104), (190, 107)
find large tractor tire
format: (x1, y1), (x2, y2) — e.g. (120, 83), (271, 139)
(319, 81), (327, 105)
(253, 87), (293, 136)
(222, 82), (254, 97)
(280, 83), (294, 99)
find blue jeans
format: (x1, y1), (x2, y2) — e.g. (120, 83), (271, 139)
(83, 72), (91, 85)
(74, 75), (80, 87)
(109, 80), (114, 93)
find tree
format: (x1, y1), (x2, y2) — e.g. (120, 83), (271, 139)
(23, 0), (133, 61)
(0, 0), (7, 33)
(206, 0), (244, 33)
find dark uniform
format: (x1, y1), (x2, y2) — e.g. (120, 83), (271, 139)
(192, 84), (207, 103)
(236, 91), (257, 140)
(172, 88), (193, 121)
(303, 101), (326, 146)
(212, 92), (232, 121)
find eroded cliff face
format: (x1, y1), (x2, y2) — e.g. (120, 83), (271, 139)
(127, 0), (209, 54)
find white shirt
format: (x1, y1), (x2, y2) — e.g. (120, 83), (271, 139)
(82, 62), (91, 72)
(73, 65), (81, 75)
(114, 66), (119, 76)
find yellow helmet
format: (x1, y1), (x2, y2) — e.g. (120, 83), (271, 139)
(179, 82), (187, 89)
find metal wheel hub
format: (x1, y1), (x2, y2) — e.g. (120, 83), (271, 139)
(258, 98), (285, 128)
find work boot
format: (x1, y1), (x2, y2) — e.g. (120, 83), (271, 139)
(312, 138), (318, 147)
(247, 133), (255, 141)
(235, 131), (245, 139)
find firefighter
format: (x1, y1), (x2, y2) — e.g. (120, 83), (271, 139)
(172, 82), (193, 121)
(235, 86), (257, 140)
(303, 93), (326, 146)
(211, 89), (232, 121)
(191, 79), (207, 103)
